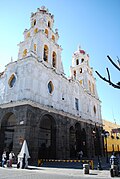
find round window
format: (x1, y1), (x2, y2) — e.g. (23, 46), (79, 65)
(48, 81), (54, 94)
(8, 74), (16, 88)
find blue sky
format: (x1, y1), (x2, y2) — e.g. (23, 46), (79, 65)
(0, 0), (120, 124)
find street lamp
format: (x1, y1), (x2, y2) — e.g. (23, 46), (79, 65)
(92, 129), (102, 170)
(101, 130), (109, 163)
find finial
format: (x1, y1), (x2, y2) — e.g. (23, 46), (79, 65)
(11, 57), (13, 62)
(55, 28), (58, 33)
(37, 8), (40, 12)
(41, 6), (46, 10)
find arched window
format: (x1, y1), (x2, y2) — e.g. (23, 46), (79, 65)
(34, 28), (38, 34)
(81, 58), (84, 63)
(93, 105), (96, 114)
(76, 59), (79, 65)
(74, 70), (76, 79)
(48, 21), (51, 28)
(75, 98), (79, 111)
(52, 51), (56, 68)
(52, 35), (55, 42)
(45, 29), (48, 37)
(8, 74), (17, 88)
(79, 80), (82, 85)
(48, 81), (54, 94)
(34, 44), (37, 52)
(23, 49), (27, 57)
(33, 19), (36, 26)
(43, 45), (48, 62)
(80, 68), (82, 73)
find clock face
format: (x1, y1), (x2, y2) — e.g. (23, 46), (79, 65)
(0, 82), (5, 99)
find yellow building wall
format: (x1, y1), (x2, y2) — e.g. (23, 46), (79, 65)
(103, 120), (120, 153)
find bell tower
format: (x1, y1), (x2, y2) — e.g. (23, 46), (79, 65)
(70, 46), (98, 98)
(17, 6), (64, 75)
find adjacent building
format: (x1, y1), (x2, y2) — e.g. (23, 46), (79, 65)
(103, 120), (120, 155)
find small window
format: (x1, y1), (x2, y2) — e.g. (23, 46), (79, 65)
(52, 35), (55, 42)
(52, 51), (56, 68)
(93, 105), (96, 114)
(48, 81), (54, 94)
(76, 59), (79, 65)
(81, 58), (84, 63)
(45, 29), (48, 37)
(74, 70), (76, 79)
(34, 28), (38, 34)
(43, 45), (48, 62)
(79, 80), (82, 85)
(8, 74), (16, 88)
(75, 98), (79, 111)
(34, 44), (37, 52)
(62, 93), (65, 100)
(23, 49), (27, 57)
(112, 144), (114, 152)
(34, 19), (36, 26)
(48, 21), (51, 28)
(117, 145), (119, 151)
(80, 68), (82, 73)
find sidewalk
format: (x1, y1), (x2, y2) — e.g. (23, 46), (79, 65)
(92, 156), (110, 170)
(0, 165), (112, 178)
(0, 156), (113, 179)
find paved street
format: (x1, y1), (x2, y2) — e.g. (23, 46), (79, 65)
(0, 165), (116, 179)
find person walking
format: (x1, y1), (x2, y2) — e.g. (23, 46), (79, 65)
(2, 151), (6, 167)
(78, 150), (83, 160)
(17, 140), (30, 169)
(110, 152), (119, 166)
(110, 152), (119, 177)
(9, 151), (15, 167)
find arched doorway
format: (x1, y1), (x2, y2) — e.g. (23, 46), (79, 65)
(38, 114), (56, 159)
(81, 128), (87, 157)
(93, 127), (101, 156)
(75, 123), (82, 155)
(69, 126), (76, 158)
(0, 113), (16, 159)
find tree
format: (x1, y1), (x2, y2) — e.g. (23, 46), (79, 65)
(95, 56), (120, 89)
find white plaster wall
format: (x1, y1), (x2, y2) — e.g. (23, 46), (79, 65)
(0, 57), (102, 124)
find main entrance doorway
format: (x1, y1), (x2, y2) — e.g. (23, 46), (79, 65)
(38, 114), (56, 159)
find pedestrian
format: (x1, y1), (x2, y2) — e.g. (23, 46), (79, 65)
(17, 140), (30, 169)
(2, 151), (6, 167)
(110, 152), (119, 165)
(9, 151), (15, 167)
(78, 150), (83, 160)
(110, 152), (119, 176)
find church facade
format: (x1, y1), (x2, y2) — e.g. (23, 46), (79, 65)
(0, 6), (103, 164)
